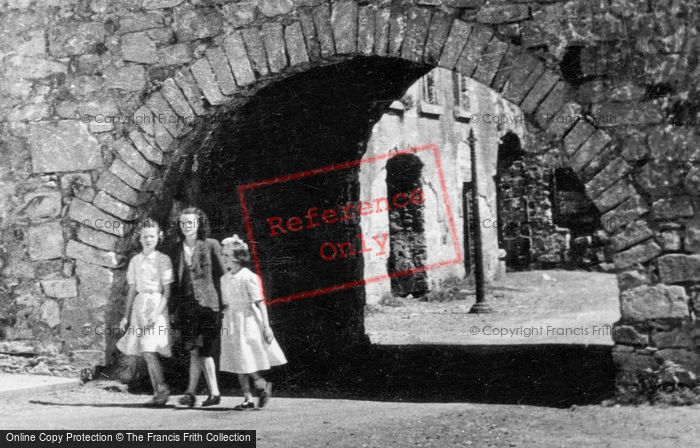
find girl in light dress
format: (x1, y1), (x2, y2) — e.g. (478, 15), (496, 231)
(219, 235), (287, 410)
(117, 218), (174, 407)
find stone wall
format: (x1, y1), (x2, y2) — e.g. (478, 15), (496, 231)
(0, 0), (698, 387)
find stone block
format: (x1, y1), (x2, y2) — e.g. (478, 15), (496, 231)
(77, 226), (126, 253)
(172, 69), (204, 116)
(620, 130), (648, 162)
(222, 32), (256, 87)
(472, 39), (508, 87)
(112, 139), (157, 179)
(602, 195), (649, 233)
(96, 171), (143, 207)
(173, 7), (223, 42)
(40, 300), (61, 328)
(160, 79), (195, 124)
(159, 43), (193, 66)
(76, 261), (115, 308)
(591, 101), (664, 127)
(684, 220), (700, 253)
(103, 64), (146, 92)
(259, 0), (293, 17)
(543, 101), (580, 139)
(143, 0), (183, 9)
(357, 6), (376, 56)
(20, 191), (62, 221)
(221, 1), (257, 28)
(299, 8), (322, 61)
(49, 21), (105, 57)
(476, 5), (529, 24)
(145, 92), (184, 138)
(133, 105), (155, 136)
(659, 229), (683, 251)
(205, 47), (237, 96)
(611, 346), (657, 371)
(422, 11), (451, 65)
(570, 130), (612, 175)
(400, 7), (432, 63)
(519, 70), (559, 115)
(651, 197), (694, 220)
(657, 254), (700, 284)
(61, 173), (95, 203)
(41, 278), (78, 299)
(129, 130), (165, 165)
(490, 45), (517, 91)
(261, 22), (287, 73)
(28, 121), (102, 173)
(332, 0), (358, 55)
(241, 27), (270, 77)
(437, 19), (471, 69)
(455, 25), (493, 77)
(27, 222), (64, 261)
(652, 324), (694, 349)
(66, 240), (124, 269)
(93, 191), (138, 222)
(610, 220), (654, 252)
(284, 22), (309, 67)
(312, 4), (334, 58)
(620, 284), (689, 322)
(592, 179), (635, 213)
(118, 13), (164, 34)
(563, 120), (596, 156)
(502, 53), (544, 104)
(374, 8), (391, 57)
(387, 8), (407, 58)
(190, 57), (227, 106)
(612, 325), (649, 346)
(121, 32), (159, 64)
(584, 157), (631, 198)
(685, 166), (700, 196)
(635, 161), (684, 198)
(617, 270), (650, 291)
(68, 199), (130, 238)
(613, 240), (661, 270)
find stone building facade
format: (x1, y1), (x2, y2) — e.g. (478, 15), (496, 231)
(0, 0), (699, 388)
(360, 68), (526, 303)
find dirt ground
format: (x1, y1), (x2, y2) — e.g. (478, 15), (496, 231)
(2, 270), (699, 447)
(366, 270), (621, 346)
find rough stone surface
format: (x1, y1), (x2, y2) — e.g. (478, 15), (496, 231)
(75, 261), (116, 308)
(584, 158), (631, 199)
(96, 171), (143, 207)
(241, 27), (270, 77)
(173, 7), (223, 42)
(570, 130), (612, 175)
(592, 180), (636, 213)
(41, 278), (78, 299)
(400, 7), (432, 63)
(28, 122), (102, 173)
(221, 2), (257, 28)
(27, 222), (64, 261)
(68, 199), (129, 238)
(298, 8), (322, 61)
(66, 240), (124, 269)
(423, 11), (451, 65)
(190, 57), (227, 106)
(519, 70), (559, 115)
(617, 270), (651, 291)
(49, 21), (105, 57)
(121, 32), (159, 64)
(657, 254), (700, 284)
(455, 25), (493, 77)
(610, 221), (654, 252)
(612, 325), (649, 346)
(312, 4), (334, 58)
(40, 300), (61, 328)
(112, 139), (157, 179)
(92, 191), (138, 221)
(284, 22), (309, 67)
(223, 32), (256, 87)
(563, 121), (596, 156)
(332, 0), (358, 55)
(205, 47), (237, 96)
(472, 39), (508, 87)
(76, 226), (126, 253)
(174, 69), (206, 115)
(613, 240), (662, 270)
(437, 20), (471, 69)
(651, 197), (695, 220)
(620, 284), (689, 322)
(261, 22), (287, 73)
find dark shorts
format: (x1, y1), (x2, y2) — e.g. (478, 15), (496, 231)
(178, 303), (221, 358)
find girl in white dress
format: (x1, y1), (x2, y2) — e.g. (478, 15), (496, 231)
(220, 235), (287, 410)
(116, 218), (174, 407)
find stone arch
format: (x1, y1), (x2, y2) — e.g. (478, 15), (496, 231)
(5, 0), (698, 386)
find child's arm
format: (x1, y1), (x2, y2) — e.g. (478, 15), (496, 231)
(149, 283), (171, 325)
(120, 285), (137, 330)
(252, 299), (274, 344)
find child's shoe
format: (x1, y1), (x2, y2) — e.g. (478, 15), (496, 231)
(258, 382), (272, 408)
(143, 385), (170, 408)
(202, 394), (221, 407)
(178, 393), (196, 407)
(233, 401), (255, 411)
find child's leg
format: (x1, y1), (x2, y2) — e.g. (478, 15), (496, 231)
(185, 348), (202, 395)
(201, 356), (220, 396)
(249, 371), (267, 391)
(143, 352), (166, 393)
(237, 374), (252, 402)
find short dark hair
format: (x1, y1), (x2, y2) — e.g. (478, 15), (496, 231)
(231, 244), (251, 264)
(177, 207), (210, 241)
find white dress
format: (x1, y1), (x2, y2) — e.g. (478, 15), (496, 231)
(116, 251), (174, 357)
(220, 268), (287, 374)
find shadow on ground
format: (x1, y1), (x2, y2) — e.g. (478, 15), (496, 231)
(154, 343), (615, 409)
